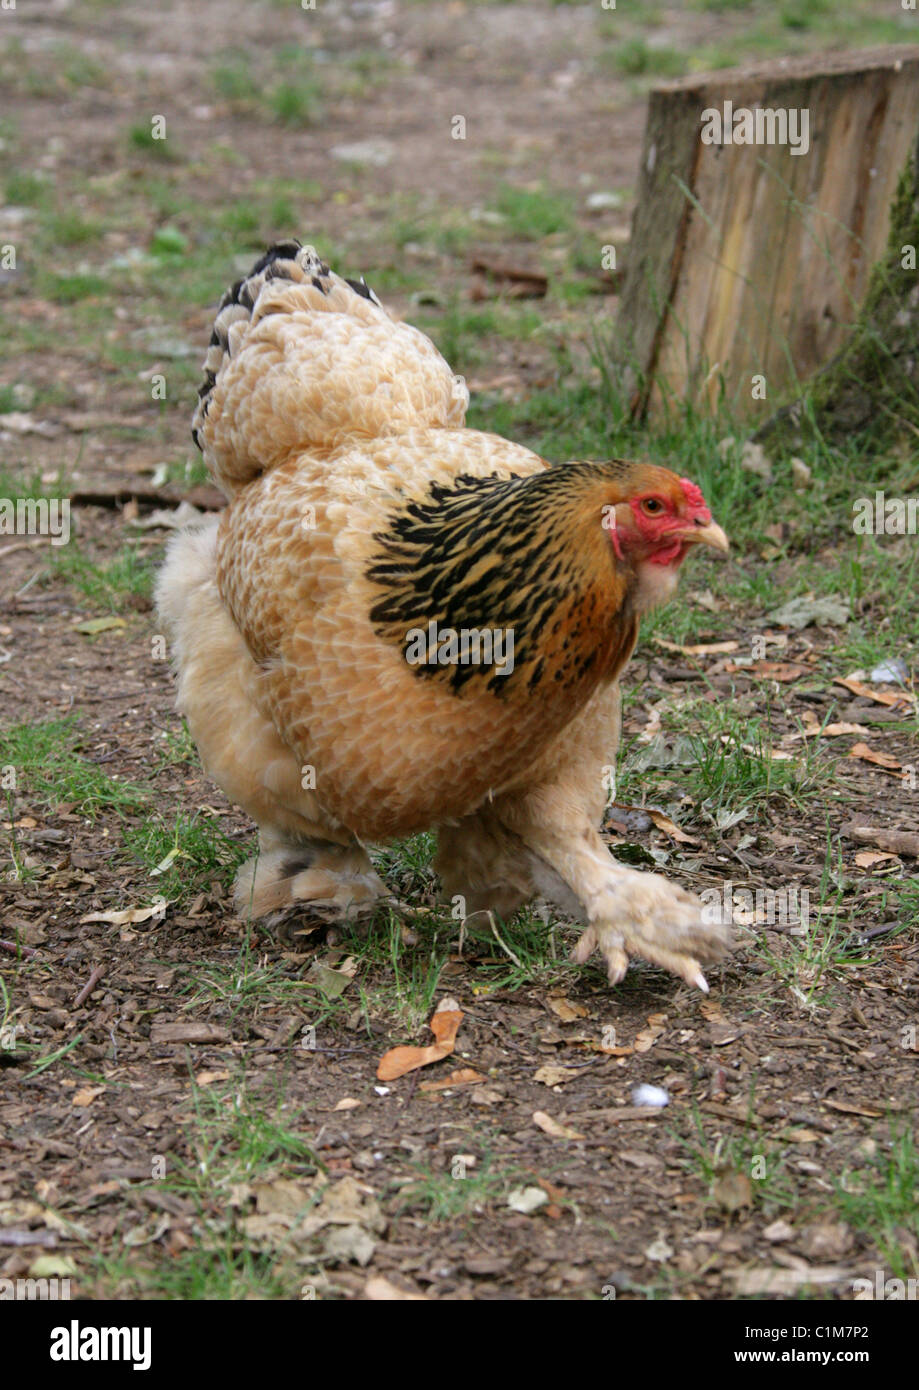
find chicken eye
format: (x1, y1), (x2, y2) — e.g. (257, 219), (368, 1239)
(641, 498), (664, 516)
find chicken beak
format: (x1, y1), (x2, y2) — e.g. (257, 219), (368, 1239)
(686, 519), (729, 553)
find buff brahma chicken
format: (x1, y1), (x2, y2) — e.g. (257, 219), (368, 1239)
(156, 241), (732, 991)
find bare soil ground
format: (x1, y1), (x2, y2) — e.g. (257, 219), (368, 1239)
(0, 0), (917, 1302)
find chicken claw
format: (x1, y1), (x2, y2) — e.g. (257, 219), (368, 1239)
(572, 869), (731, 991)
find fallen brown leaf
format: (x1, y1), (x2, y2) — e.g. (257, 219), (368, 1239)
(848, 742), (903, 773)
(711, 1168), (753, 1214)
(726, 660), (810, 682)
(633, 1012), (667, 1053)
(418, 1067), (486, 1093)
(80, 901), (167, 927)
(653, 637), (739, 656)
(834, 676), (915, 709)
(71, 1086), (105, 1108)
(364, 1275), (428, 1301)
(854, 850), (900, 869)
(376, 997), (463, 1081)
(821, 1099), (884, 1119)
(533, 1111), (585, 1140)
(647, 808), (698, 845)
(732, 1265), (851, 1295)
(534, 1065), (581, 1087)
(545, 994), (589, 1022)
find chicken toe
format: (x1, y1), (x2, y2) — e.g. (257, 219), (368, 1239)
(574, 868), (731, 990)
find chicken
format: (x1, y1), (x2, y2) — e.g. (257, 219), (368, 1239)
(156, 241), (732, 991)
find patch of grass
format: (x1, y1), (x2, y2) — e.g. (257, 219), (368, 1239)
(677, 1098), (798, 1213)
(4, 171), (49, 206)
(422, 300), (544, 372)
(211, 45), (320, 127)
(92, 1081), (320, 1298)
(94, 1242), (294, 1301)
(211, 53), (261, 107)
(745, 837), (877, 1006)
(49, 544), (154, 610)
(154, 455), (211, 490)
(348, 905), (450, 1034)
(0, 464), (69, 499)
(687, 706), (834, 820)
(396, 1152), (512, 1222)
(492, 185), (573, 241)
(269, 79), (319, 127)
(178, 951), (347, 1023)
(122, 810), (247, 906)
(605, 38), (688, 79)
(836, 1126), (919, 1280)
(43, 209), (103, 246)
(39, 272), (109, 304)
(0, 718), (149, 821)
(183, 1080), (321, 1192)
(127, 123), (174, 160)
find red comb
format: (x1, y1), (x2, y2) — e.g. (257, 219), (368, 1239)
(680, 477), (706, 510)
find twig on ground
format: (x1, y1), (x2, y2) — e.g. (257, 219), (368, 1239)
(74, 965), (106, 1008)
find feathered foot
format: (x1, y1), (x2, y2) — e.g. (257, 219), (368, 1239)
(572, 868), (732, 991)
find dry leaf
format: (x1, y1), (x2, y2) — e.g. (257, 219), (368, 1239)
(507, 1186), (549, 1213)
(150, 1022), (229, 1045)
(364, 1276), (428, 1301)
(797, 715), (870, 739)
(194, 1070), (230, 1086)
(821, 1099), (884, 1119)
(533, 1111), (585, 1140)
(468, 1085), (505, 1106)
(73, 616), (127, 636)
(644, 1233), (675, 1261)
(545, 995), (588, 1022)
(418, 1067), (486, 1093)
(633, 1012), (667, 1053)
(80, 900), (167, 927)
(376, 996), (463, 1081)
(534, 1065), (581, 1087)
(653, 637), (739, 656)
(762, 1219), (795, 1243)
(834, 676), (915, 709)
(71, 1086), (105, 1108)
(590, 1039), (634, 1057)
(727, 660), (810, 682)
(854, 850), (900, 869)
(712, 1169), (753, 1214)
(647, 808), (698, 845)
(848, 742), (902, 773)
(333, 1097), (361, 1111)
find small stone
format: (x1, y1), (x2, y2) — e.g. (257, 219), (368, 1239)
(586, 191), (623, 211)
(790, 456), (811, 489)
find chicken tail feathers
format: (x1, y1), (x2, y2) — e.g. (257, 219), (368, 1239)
(192, 240), (468, 498)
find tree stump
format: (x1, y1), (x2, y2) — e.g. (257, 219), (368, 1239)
(613, 46), (919, 435)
